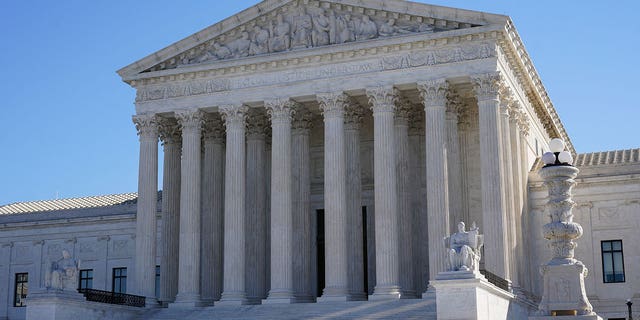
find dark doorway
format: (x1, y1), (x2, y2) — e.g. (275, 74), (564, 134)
(316, 209), (325, 298)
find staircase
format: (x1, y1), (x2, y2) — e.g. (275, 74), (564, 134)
(138, 298), (436, 320)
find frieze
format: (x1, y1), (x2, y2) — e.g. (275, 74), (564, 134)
(145, 0), (479, 73)
(135, 42), (494, 103)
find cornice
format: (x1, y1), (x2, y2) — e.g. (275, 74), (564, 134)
(496, 19), (575, 155)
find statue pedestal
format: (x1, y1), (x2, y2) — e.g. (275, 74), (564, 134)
(26, 288), (142, 320)
(529, 263), (602, 320)
(430, 271), (514, 320)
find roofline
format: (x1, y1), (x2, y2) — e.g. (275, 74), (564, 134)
(117, 0), (508, 79)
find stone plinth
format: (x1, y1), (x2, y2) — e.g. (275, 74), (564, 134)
(431, 272), (513, 320)
(26, 289), (142, 320)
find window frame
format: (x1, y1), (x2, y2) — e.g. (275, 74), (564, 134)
(112, 267), (127, 293)
(14, 273), (28, 307)
(78, 269), (94, 290)
(601, 240), (626, 283)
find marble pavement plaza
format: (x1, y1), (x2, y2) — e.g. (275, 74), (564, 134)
(0, 1), (639, 319)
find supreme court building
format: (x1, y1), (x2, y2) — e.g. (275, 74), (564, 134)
(1, 1), (639, 319)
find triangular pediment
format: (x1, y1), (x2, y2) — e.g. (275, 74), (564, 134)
(118, 0), (507, 80)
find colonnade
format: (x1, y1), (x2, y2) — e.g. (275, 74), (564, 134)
(131, 74), (532, 306)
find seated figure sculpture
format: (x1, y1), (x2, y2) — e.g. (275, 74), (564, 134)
(443, 221), (484, 272)
(46, 249), (79, 291)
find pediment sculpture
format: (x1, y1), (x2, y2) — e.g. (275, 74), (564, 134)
(147, 1), (477, 72)
(45, 249), (80, 291)
(443, 221), (484, 272)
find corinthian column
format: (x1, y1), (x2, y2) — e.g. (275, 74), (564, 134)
(345, 102), (366, 301)
(417, 79), (450, 284)
(472, 73), (509, 280)
(446, 93), (464, 232)
(292, 108), (314, 303)
(132, 114), (159, 305)
(395, 99), (415, 298)
(499, 88), (517, 284)
(173, 109), (205, 307)
(265, 99), (295, 304)
(201, 114), (225, 304)
(158, 118), (181, 304)
(366, 86), (401, 300)
(219, 105), (249, 305)
(317, 92), (350, 302)
(245, 109), (268, 304)
(408, 111), (427, 295)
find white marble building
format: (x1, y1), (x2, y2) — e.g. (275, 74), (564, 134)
(0, 1), (638, 319)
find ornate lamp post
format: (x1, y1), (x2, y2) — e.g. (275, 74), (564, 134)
(533, 138), (601, 319)
(627, 299), (633, 320)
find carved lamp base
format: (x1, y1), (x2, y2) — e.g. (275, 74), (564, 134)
(534, 263), (598, 318)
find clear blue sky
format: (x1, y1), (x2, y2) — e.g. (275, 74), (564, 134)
(1, 1), (638, 204)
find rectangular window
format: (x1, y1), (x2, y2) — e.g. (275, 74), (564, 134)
(112, 267), (127, 293)
(14, 273), (28, 307)
(155, 265), (160, 298)
(79, 269), (93, 290)
(601, 240), (625, 283)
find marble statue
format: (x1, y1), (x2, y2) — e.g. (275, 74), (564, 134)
(312, 9), (331, 47)
(292, 6), (313, 48)
(228, 31), (251, 58)
(355, 15), (378, 41)
(379, 18), (412, 37)
(336, 13), (355, 44)
(269, 14), (291, 52)
(250, 25), (270, 56)
(443, 221), (483, 272)
(45, 249), (80, 291)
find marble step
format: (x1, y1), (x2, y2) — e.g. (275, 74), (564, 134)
(139, 298), (437, 320)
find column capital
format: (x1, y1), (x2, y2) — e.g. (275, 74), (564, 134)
(366, 86), (398, 113)
(175, 109), (205, 133)
(265, 98), (295, 124)
(517, 111), (531, 137)
(292, 107), (314, 133)
(395, 98), (413, 125)
(408, 107), (425, 136)
(246, 108), (269, 140)
(344, 102), (364, 130)
(133, 114), (159, 140)
(317, 92), (348, 119)
(203, 113), (225, 142)
(220, 104), (249, 129)
(507, 100), (522, 124)
(158, 117), (181, 146)
(457, 105), (478, 131)
(417, 79), (449, 107)
(472, 72), (505, 101)
(446, 91), (463, 118)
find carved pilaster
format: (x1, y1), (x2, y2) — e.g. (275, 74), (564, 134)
(395, 98), (413, 126)
(246, 109), (269, 141)
(344, 101), (364, 130)
(292, 107), (314, 134)
(203, 113), (225, 142)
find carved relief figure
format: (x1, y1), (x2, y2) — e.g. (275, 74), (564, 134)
(379, 18), (412, 37)
(45, 249), (80, 291)
(269, 14), (291, 52)
(443, 221), (484, 272)
(355, 15), (378, 41)
(312, 9), (331, 47)
(336, 13), (355, 43)
(292, 6), (313, 48)
(250, 25), (270, 55)
(196, 41), (232, 63)
(227, 31), (251, 58)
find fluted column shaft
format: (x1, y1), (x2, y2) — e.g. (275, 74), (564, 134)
(395, 102), (414, 298)
(159, 119), (181, 304)
(201, 115), (225, 303)
(317, 92), (350, 301)
(418, 80), (450, 282)
(408, 114), (427, 295)
(366, 87), (401, 300)
(133, 114), (159, 304)
(245, 111), (268, 304)
(499, 94), (517, 284)
(292, 110), (314, 303)
(514, 109), (531, 291)
(265, 99), (295, 303)
(446, 96), (463, 232)
(473, 74), (509, 279)
(345, 105), (365, 301)
(220, 105), (249, 304)
(173, 110), (205, 306)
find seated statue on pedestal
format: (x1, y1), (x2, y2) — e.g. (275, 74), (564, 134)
(45, 249), (79, 291)
(443, 221), (484, 272)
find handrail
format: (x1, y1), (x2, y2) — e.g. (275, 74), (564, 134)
(78, 288), (145, 308)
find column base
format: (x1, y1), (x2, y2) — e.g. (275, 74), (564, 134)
(171, 292), (205, 308)
(294, 295), (316, 303)
(400, 290), (418, 299)
(347, 292), (368, 301)
(218, 291), (250, 306)
(318, 286), (350, 302)
(369, 285), (401, 300)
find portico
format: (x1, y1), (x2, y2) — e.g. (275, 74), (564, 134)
(120, 0), (572, 309)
